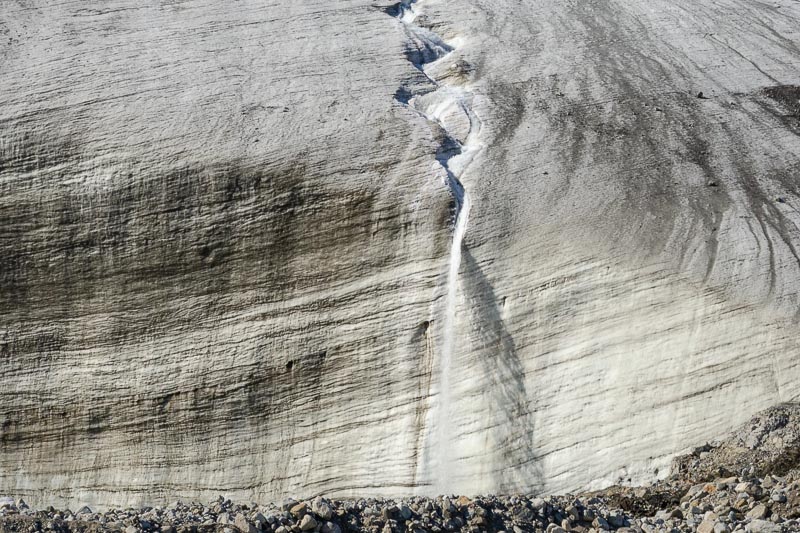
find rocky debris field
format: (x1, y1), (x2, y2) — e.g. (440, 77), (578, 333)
(2, 405), (800, 533)
(672, 403), (800, 483)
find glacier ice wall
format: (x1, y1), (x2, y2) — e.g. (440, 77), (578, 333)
(1, 0), (800, 508)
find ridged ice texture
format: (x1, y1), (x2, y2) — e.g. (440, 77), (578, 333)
(424, 0), (800, 496)
(0, 0), (458, 509)
(2, 0), (800, 509)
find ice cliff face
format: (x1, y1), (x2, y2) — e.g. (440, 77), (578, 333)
(2, 0), (800, 509)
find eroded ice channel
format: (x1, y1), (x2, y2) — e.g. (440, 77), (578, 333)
(391, 0), (483, 493)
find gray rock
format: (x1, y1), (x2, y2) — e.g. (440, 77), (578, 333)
(282, 500), (298, 513)
(399, 505), (413, 521)
(566, 506), (580, 522)
(321, 522), (341, 533)
(606, 511), (627, 528)
(0, 497), (15, 510)
(592, 516), (610, 530)
(442, 499), (457, 519)
(697, 521), (715, 533)
(312, 498), (332, 521)
(714, 523), (730, 533)
(236, 513), (259, 533)
(685, 484), (707, 501)
(299, 515), (317, 531)
(745, 520), (781, 533)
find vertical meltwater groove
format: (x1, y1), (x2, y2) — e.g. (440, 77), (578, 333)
(389, 0), (481, 493)
(437, 179), (470, 491)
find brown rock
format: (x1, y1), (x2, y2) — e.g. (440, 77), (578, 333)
(747, 504), (768, 520)
(697, 522), (715, 533)
(290, 503), (308, 519)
